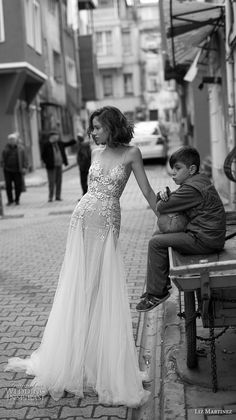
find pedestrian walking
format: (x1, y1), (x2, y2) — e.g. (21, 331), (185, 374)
(41, 130), (76, 202)
(76, 132), (91, 195)
(136, 146), (226, 312)
(1, 132), (28, 205)
(5, 106), (158, 407)
(17, 136), (27, 193)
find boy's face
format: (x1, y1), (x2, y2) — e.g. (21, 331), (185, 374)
(171, 161), (196, 185)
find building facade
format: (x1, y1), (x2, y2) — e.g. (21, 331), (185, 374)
(39, 0), (82, 142)
(0, 0), (47, 177)
(83, 0), (141, 122)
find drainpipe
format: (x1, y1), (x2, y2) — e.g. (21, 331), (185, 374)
(58, 0), (70, 123)
(225, 0), (236, 209)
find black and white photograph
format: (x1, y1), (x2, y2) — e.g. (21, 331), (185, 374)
(0, 1), (236, 419)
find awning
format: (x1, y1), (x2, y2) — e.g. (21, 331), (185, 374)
(167, 0), (224, 38)
(160, 0), (225, 81)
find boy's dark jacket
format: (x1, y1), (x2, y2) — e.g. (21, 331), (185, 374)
(156, 173), (226, 249)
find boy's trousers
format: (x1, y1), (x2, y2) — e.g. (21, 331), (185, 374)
(147, 231), (219, 297)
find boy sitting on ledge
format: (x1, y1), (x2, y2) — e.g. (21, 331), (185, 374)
(136, 146), (226, 312)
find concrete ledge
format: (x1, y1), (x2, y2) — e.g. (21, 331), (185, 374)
(161, 288), (186, 420)
(132, 306), (164, 420)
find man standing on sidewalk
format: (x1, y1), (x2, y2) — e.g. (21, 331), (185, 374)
(76, 132), (91, 196)
(41, 129), (76, 202)
(1, 132), (28, 206)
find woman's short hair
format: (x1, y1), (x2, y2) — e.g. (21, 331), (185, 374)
(87, 106), (134, 147)
(169, 146), (200, 172)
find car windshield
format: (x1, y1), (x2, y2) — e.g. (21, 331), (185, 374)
(134, 122), (160, 136)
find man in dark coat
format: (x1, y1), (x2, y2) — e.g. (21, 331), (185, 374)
(41, 130), (75, 202)
(76, 133), (91, 196)
(2, 132), (28, 205)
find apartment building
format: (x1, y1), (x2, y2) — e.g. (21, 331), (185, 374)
(136, 0), (178, 122)
(82, 0), (141, 122)
(77, 0), (175, 124)
(0, 0), (47, 176)
(39, 0), (82, 141)
(0, 0), (82, 178)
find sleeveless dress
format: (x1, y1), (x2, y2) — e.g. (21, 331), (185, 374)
(5, 148), (150, 407)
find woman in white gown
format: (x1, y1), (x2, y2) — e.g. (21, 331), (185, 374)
(5, 106), (158, 407)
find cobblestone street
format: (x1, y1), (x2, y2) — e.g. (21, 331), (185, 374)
(0, 162), (169, 420)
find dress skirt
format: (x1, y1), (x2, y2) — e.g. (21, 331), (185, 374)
(5, 206), (150, 407)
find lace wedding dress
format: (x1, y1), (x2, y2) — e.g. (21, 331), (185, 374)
(5, 148), (150, 407)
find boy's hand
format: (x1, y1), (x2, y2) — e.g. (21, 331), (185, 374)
(157, 187), (170, 202)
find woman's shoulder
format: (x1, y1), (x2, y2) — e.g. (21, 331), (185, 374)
(124, 145), (142, 161)
(91, 146), (101, 155)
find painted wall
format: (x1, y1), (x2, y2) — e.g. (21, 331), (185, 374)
(0, 75), (17, 180)
(192, 74), (211, 160)
(0, 0), (44, 72)
(40, 1), (66, 104)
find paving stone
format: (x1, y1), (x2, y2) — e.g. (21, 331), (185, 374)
(60, 406), (93, 418)
(26, 406), (61, 418)
(0, 407), (28, 419)
(94, 405), (128, 418)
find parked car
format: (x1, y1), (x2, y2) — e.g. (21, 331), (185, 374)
(131, 121), (168, 162)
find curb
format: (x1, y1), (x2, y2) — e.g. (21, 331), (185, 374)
(25, 161), (77, 188)
(132, 306), (164, 420)
(131, 220), (165, 420)
(132, 288), (186, 420)
(161, 289), (186, 420)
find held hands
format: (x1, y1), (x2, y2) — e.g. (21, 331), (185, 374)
(156, 186), (170, 202)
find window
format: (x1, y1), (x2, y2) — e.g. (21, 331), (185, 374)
(103, 75), (113, 97)
(96, 31), (112, 56)
(53, 50), (62, 83)
(98, 0), (113, 7)
(147, 74), (158, 92)
(124, 73), (133, 96)
(25, 0), (34, 48)
(25, 0), (42, 54)
(66, 57), (77, 88)
(48, 0), (56, 14)
(149, 109), (158, 121)
(33, 1), (42, 53)
(0, 0), (5, 42)
(122, 31), (131, 55)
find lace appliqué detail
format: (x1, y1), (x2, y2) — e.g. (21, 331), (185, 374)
(69, 159), (129, 240)
(70, 195), (97, 231)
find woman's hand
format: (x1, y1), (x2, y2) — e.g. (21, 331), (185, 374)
(158, 187), (170, 201)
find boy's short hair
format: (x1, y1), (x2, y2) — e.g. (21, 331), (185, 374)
(169, 146), (200, 172)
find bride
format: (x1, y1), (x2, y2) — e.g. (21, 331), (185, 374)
(5, 106), (158, 407)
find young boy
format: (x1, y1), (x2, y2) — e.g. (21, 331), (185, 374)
(136, 146), (226, 312)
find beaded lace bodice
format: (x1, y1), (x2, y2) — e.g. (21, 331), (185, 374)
(70, 157), (130, 239)
(88, 160), (129, 199)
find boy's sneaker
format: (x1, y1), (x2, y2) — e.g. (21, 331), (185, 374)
(140, 283), (172, 299)
(136, 292), (170, 312)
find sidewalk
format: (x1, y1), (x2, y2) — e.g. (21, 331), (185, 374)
(0, 155), (78, 220)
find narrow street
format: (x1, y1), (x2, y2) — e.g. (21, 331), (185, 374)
(0, 162), (169, 420)
(1, 161), (236, 420)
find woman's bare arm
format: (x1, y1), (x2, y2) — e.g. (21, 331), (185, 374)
(129, 147), (158, 215)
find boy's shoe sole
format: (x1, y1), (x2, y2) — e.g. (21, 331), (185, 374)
(136, 292), (170, 312)
(140, 284), (172, 299)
